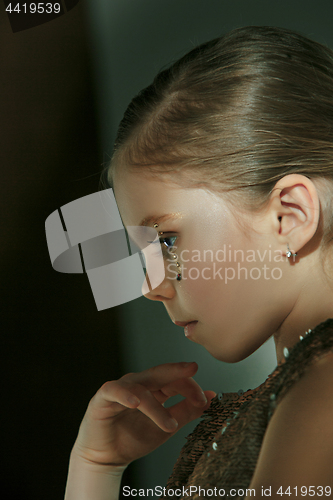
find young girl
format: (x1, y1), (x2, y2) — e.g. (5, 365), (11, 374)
(64, 26), (333, 499)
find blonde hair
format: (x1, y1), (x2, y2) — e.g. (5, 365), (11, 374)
(107, 26), (333, 249)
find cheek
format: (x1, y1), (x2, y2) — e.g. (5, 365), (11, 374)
(177, 226), (278, 320)
(180, 258), (244, 312)
(178, 226), (245, 312)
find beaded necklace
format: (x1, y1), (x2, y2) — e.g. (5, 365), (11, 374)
(283, 327), (312, 359)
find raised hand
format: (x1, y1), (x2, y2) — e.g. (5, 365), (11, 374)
(71, 362), (215, 467)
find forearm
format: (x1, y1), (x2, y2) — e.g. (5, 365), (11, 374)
(64, 450), (127, 500)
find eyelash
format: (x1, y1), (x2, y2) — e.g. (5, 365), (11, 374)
(147, 234), (178, 254)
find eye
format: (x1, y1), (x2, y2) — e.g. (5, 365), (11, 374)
(160, 235), (177, 249)
(147, 234), (178, 253)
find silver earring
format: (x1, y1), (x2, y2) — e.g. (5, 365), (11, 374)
(286, 244), (297, 259)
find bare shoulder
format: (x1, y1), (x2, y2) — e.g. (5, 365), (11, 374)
(247, 352), (333, 499)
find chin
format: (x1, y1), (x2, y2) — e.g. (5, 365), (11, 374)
(204, 343), (255, 364)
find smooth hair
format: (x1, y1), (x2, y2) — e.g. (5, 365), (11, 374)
(107, 26), (333, 250)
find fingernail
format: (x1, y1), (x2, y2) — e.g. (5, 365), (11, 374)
(195, 392), (207, 406)
(182, 362), (195, 368)
(165, 418), (178, 431)
(127, 396), (140, 406)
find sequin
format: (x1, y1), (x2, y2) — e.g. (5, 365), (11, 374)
(270, 393), (276, 401)
(233, 411), (239, 418)
(299, 335), (304, 341)
(283, 347), (289, 358)
(159, 319), (333, 499)
(221, 420), (231, 434)
(212, 442), (218, 450)
(217, 392), (223, 401)
(207, 452), (211, 457)
(238, 389), (244, 396)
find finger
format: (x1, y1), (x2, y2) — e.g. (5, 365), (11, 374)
(166, 390), (216, 430)
(90, 381), (179, 433)
(160, 377), (208, 408)
(151, 389), (170, 405)
(133, 388), (179, 433)
(126, 362), (199, 391)
(88, 380), (142, 418)
(153, 375), (210, 407)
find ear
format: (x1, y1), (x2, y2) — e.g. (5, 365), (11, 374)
(267, 174), (321, 258)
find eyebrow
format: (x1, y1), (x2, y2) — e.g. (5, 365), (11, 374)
(139, 213), (182, 227)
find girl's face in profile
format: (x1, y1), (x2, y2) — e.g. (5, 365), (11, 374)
(113, 167), (296, 363)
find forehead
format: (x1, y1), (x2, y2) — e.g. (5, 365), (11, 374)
(113, 168), (186, 226)
(112, 167), (231, 228)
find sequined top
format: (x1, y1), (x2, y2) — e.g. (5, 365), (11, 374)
(161, 318), (333, 500)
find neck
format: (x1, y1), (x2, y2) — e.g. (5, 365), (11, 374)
(274, 262), (333, 364)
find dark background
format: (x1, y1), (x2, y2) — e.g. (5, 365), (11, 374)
(0, 2), (125, 499)
(1, 1), (333, 499)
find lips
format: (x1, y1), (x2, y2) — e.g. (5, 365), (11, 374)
(174, 320), (198, 327)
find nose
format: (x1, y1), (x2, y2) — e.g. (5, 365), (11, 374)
(142, 270), (176, 302)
